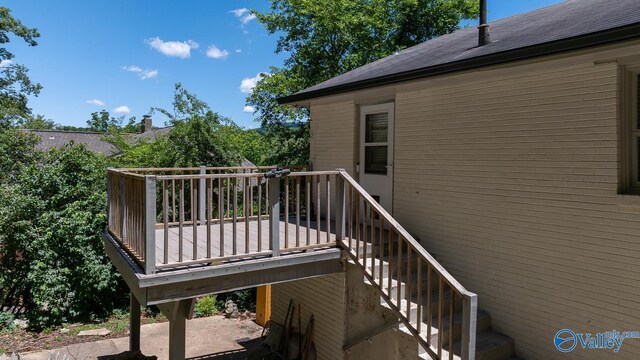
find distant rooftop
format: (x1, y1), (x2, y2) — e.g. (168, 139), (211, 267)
(23, 117), (173, 156)
(280, 0), (640, 104)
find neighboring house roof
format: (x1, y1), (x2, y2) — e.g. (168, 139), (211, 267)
(130, 126), (173, 142)
(24, 129), (120, 155)
(24, 127), (174, 156)
(279, 0), (640, 104)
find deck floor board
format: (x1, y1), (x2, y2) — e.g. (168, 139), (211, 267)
(155, 219), (335, 266)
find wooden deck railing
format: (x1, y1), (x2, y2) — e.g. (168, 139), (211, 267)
(106, 166), (476, 359)
(335, 169), (477, 360)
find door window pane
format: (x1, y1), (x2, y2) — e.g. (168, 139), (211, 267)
(365, 113), (388, 143)
(365, 146), (387, 174)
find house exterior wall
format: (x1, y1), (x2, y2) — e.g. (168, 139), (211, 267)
(309, 100), (357, 174)
(271, 273), (346, 360)
(305, 42), (640, 359)
(392, 59), (640, 360)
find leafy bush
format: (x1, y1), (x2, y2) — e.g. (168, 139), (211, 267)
(215, 288), (256, 312)
(0, 139), (128, 329)
(0, 311), (15, 332)
(194, 295), (217, 318)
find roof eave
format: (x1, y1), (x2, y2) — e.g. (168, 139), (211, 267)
(278, 22), (640, 105)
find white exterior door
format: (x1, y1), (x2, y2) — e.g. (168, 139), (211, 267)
(359, 103), (394, 213)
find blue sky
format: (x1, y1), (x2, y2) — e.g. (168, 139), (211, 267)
(4, 0), (563, 129)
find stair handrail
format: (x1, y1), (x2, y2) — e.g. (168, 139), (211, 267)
(336, 169), (477, 360)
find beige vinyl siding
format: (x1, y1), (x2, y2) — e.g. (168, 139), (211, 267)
(393, 59), (640, 359)
(309, 100), (357, 217)
(271, 274), (346, 360)
(310, 100), (356, 174)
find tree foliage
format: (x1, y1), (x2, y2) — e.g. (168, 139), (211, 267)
(247, 0), (478, 164)
(0, 132), (127, 328)
(0, 7), (42, 127)
(86, 110), (137, 133)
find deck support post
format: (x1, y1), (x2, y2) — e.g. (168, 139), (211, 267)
(129, 292), (141, 353)
(335, 169), (346, 242)
(144, 176), (157, 275)
(157, 299), (194, 360)
(199, 166), (206, 223)
(268, 177), (280, 256)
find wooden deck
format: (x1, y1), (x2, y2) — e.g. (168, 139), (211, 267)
(156, 219), (336, 267)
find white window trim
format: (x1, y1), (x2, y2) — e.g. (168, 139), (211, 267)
(622, 65), (640, 194)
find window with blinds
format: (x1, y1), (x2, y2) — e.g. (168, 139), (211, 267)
(364, 113), (388, 175)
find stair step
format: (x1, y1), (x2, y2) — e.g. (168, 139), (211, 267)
(418, 331), (515, 360)
(398, 309), (491, 348)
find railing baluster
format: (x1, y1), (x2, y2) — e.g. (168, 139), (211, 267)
(397, 236), (402, 310)
(406, 246), (412, 325)
(192, 179), (198, 260)
(362, 202), (367, 269)
(233, 177), (237, 255)
(449, 288), (455, 360)
(285, 176), (289, 248)
(163, 179), (169, 264)
(218, 178), (224, 257)
(245, 177), (249, 254)
(388, 224), (393, 295)
(172, 179), (176, 223)
(306, 175), (311, 245)
(355, 192), (360, 259)
(371, 206), (376, 280)
(258, 176), (262, 252)
(326, 174), (330, 242)
(179, 179), (184, 262)
(316, 175), (320, 244)
(438, 276), (444, 359)
(417, 257), (422, 334)
(206, 178), (212, 258)
(379, 217), (384, 285)
(296, 176), (300, 247)
(427, 264), (432, 346)
(348, 184), (353, 249)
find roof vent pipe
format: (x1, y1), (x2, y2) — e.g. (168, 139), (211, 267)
(478, 0), (491, 46)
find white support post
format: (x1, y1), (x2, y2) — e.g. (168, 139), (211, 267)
(335, 169), (346, 242)
(144, 176), (157, 275)
(129, 292), (141, 352)
(461, 292), (478, 360)
(268, 177), (280, 256)
(199, 166), (206, 223)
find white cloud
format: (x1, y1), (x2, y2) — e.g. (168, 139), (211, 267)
(240, 73), (264, 94)
(123, 65), (159, 80)
(243, 105), (255, 113)
(0, 59), (12, 68)
(206, 45), (229, 59)
(230, 8), (248, 17)
(147, 37), (199, 58)
(230, 8), (256, 25)
(85, 99), (105, 106)
(113, 106), (131, 114)
(235, 49), (242, 53)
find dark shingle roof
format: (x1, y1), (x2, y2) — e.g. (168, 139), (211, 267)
(25, 127), (174, 156)
(280, 0), (640, 104)
(25, 130), (119, 155)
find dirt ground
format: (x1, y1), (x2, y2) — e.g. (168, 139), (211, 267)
(2, 315), (265, 360)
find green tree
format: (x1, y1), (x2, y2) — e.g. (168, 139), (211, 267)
(16, 114), (58, 129)
(0, 143), (127, 328)
(86, 110), (137, 133)
(0, 6), (42, 127)
(247, 0), (478, 163)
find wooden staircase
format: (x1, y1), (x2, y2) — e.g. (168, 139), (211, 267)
(362, 253), (518, 360)
(335, 170), (519, 360)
